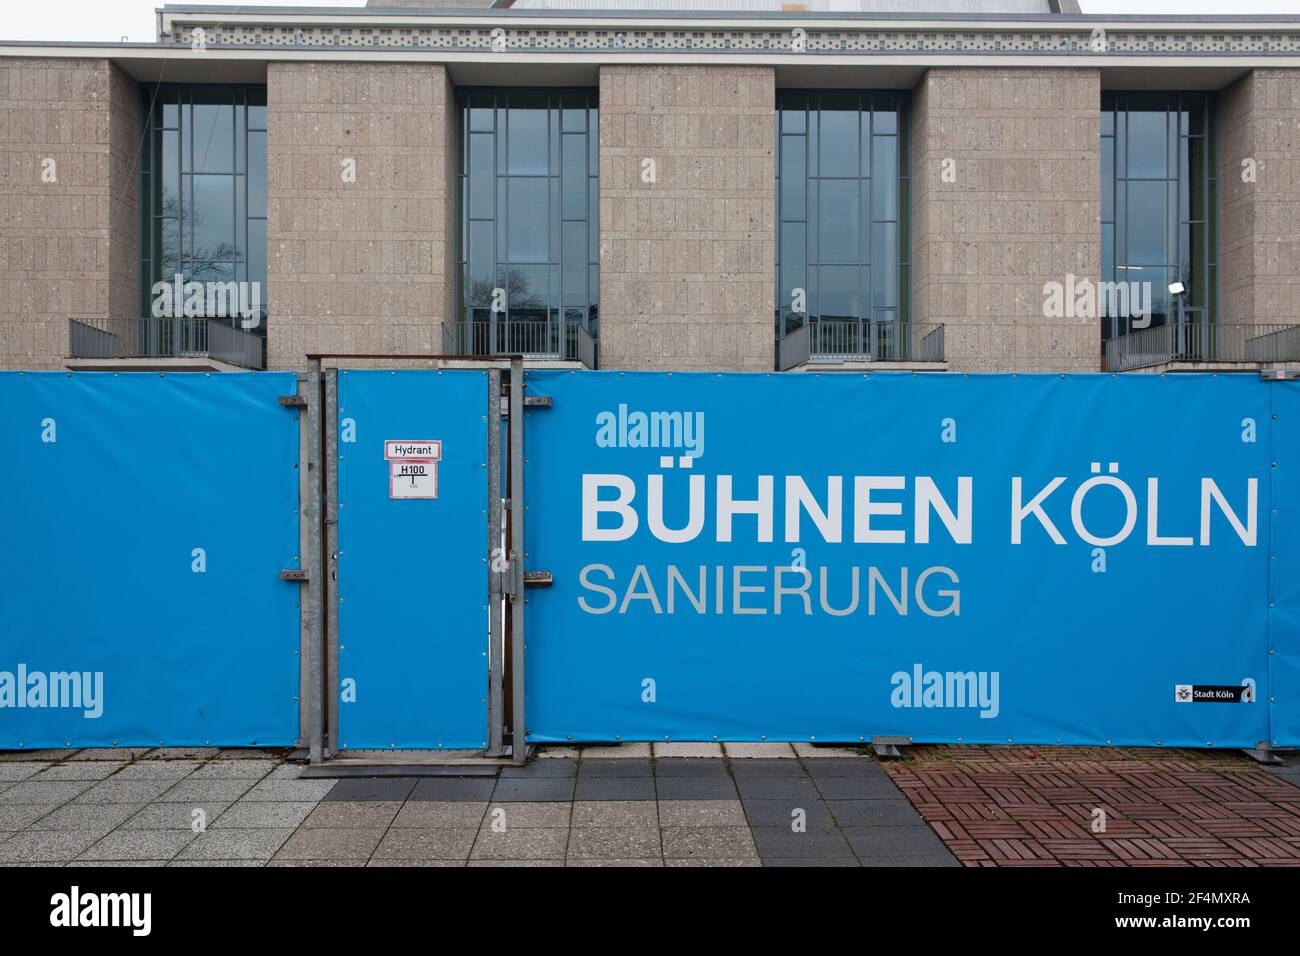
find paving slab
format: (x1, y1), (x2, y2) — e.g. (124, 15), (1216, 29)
(28, 762), (118, 781)
(655, 776), (739, 801)
(574, 776), (656, 801)
(0, 763), (46, 782)
(2, 780), (97, 804)
(212, 801), (318, 829)
(367, 859), (464, 867)
(499, 759), (576, 778)
(826, 799), (926, 827)
(653, 743), (724, 758)
(570, 800), (657, 829)
(390, 801), (487, 828)
(158, 779), (258, 803)
(724, 743), (797, 758)
(813, 774), (907, 800)
(0, 804), (59, 829)
(567, 857), (664, 867)
(578, 758), (652, 777)
(79, 829), (197, 862)
(121, 802), (233, 830)
(408, 778), (497, 802)
(0, 750), (67, 762)
(666, 857), (761, 867)
(470, 827), (569, 861)
(566, 827), (661, 860)
(301, 801), (402, 829)
(485, 802), (572, 828)
(741, 798), (835, 828)
(322, 777), (417, 802)
(466, 859), (561, 867)
(751, 825), (854, 860)
(181, 827), (296, 862)
(656, 800), (746, 827)
(793, 744), (863, 758)
(274, 827), (386, 862)
(0, 829), (105, 863)
(241, 779), (338, 802)
(841, 825), (955, 861)
(491, 777), (576, 803)
(112, 760), (203, 780)
(190, 760), (281, 780)
(575, 743), (651, 759)
(653, 758), (731, 778)
(371, 828), (478, 862)
(67, 749), (152, 761)
(29, 802), (144, 835)
(78, 779), (184, 804)
(661, 826), (758, 861)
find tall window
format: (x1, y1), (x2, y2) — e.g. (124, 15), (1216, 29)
(1101, 92), (1217, 341)
(776, 91), (909, 359)
(139, 85), (268, 356)
(458, 89), (599, 361)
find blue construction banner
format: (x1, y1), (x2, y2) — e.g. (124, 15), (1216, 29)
(334, 370), (490, 750)
(523, 370), (1295, 748)
(0, 372), (301, 748)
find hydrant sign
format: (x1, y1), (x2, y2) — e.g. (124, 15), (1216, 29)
(385, 440), (441, 499)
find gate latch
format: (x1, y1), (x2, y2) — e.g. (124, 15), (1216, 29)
(279, 569), (309, 582)
(523, 395), (552, 408)
(523, 570), (553, 587)
(278, 394), (307, 407)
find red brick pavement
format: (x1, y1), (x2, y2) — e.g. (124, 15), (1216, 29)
(882, 746), (1300, 867)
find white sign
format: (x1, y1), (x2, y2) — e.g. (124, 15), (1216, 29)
(385, 439), (441, 500)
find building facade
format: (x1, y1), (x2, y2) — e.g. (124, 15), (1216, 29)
(1, 2), (1298, 374)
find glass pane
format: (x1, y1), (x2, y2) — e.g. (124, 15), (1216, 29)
(818, 265), (860, 322)
(1126, 180), (1167, 265)
(780, 95), (806, 134)
(1127, 110), (1167, 178)
(247, 131), (266, 218)
(562, 133), (587, 220)
(872, 136), (898, 221)
(562, 220), (587, 307)
(467, 220), (494, 304)
(506, 177), (549, 262)
(508, 102), (549, 175)
(247, 218), (267, 303)
(818, 98), (858, 179)
(818, 179), (859, 263)
(191, 104), (234, 174)
(161, 130), (180, 212)
(468, 92), (495, 132)
(780, 225), (807, 316)
(780, 135), (806, 221)
(872, 222), (899, 308)
(191, 175), (235, 273)
(873, 108), (898, 136)
(561, 91), (587, 132)
(468, 133), (494, 219)
(507, 264), (549, 318)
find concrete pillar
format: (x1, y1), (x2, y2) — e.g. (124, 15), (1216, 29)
(266, 62), (456, 370)
(598, 64), (775, 371)
(1218, 68), (1300, 332)
(0, 58), (138, 369)
(911, 67), (1101, 372)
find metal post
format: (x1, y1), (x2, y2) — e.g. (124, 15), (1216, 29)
(324, 367), (340, 759)
(486, 368), (505, 757)
(305, 358), (325, 764)
(509, 358), (526, 765)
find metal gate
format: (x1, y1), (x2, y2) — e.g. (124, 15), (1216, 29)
(312, 366), (517, 757)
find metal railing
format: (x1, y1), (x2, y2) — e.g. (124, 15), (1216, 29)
(444, 318), (597, 367)
(777, 318), (945, 370)
(68, 317), (265, 369)
(1103, 322), (1300, 372)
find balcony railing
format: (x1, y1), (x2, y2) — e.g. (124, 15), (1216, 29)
(68, 317), (265, 370)
(777, 318), (945, 370)
(444, 318), (597, 368)
(1103, 322), (1300, 372)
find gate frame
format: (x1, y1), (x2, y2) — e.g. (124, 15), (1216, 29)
(300, 354), (527, 769)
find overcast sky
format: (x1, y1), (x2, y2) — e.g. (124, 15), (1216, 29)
(0, 0), (1294, 44)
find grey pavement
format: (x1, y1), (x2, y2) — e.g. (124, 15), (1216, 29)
(0, 743), (957, 867)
